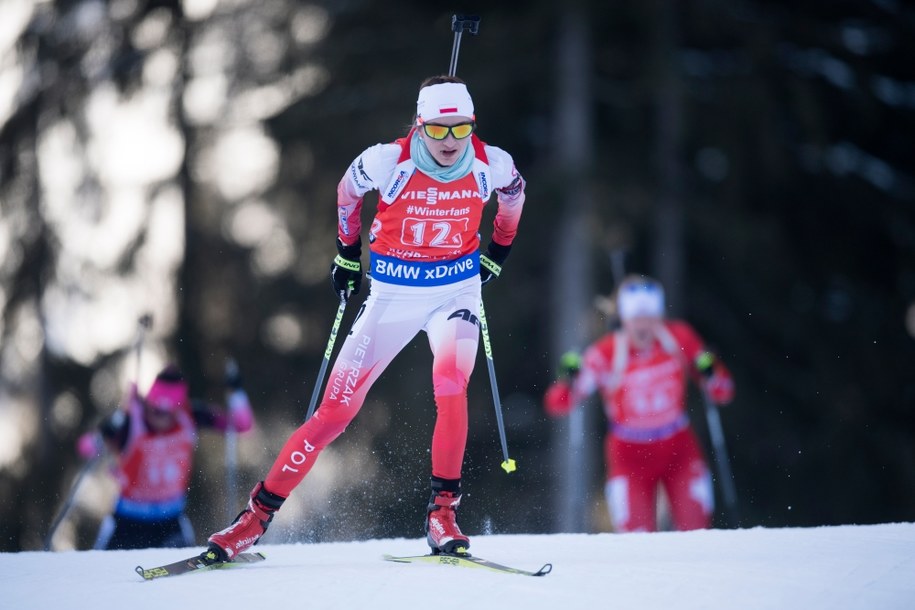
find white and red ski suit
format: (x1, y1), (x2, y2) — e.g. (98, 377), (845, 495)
(263, 130), (525, 497)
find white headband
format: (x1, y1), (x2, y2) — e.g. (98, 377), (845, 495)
(618, 283), (665, 321)
(416, 83), (475, 123)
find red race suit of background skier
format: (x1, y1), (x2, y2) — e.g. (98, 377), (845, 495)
(544, 275), (735, 532)
(77, 364), (254, 549)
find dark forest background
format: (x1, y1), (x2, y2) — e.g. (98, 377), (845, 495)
(1, 0), (913, 553)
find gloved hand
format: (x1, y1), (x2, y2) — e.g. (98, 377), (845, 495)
(480, 241), (511, 286)
(223, 358), (254, 431)
(544, 382), (573, 417)
(559, 351), (582, 378)
(227, 391), (254, 433)
(330, 237), (362, 301)
(77, 432), (102, 459)
(695, 352), (735, 405)
(706, 374), (735, 405)
(695, 351), (716, 377)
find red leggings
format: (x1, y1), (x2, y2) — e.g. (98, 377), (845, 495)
(604, 428), (713, 532)
(263, 278), (481, 498)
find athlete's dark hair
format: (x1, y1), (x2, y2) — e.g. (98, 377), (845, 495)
(418, 74), (466, 90)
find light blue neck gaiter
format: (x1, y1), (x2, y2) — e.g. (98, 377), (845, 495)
(410, 130), (475, 183)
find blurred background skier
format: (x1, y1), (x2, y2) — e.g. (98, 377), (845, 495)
(76, 363), (254, 549)
(544, 275), (735, 532)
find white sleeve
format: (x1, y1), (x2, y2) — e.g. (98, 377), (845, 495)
(483, 144), (525, 245)
(484, 145), (524, 192)
(343, 143), (401, 196)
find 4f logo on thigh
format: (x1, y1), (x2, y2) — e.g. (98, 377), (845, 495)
(448, 309), (479, 327)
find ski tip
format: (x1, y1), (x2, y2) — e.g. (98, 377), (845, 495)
(534, 563), (553, 576)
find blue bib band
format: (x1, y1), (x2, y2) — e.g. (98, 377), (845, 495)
(611, 414), (690, 443)
(114, 496), (186, 521)
(370, 252), (480, 287)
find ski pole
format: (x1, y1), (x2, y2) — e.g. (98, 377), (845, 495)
(305, 296), (348, 421)
(478, 298), (516, 473)
(609, 248), (627, 289)
(43, 455), (99, 550)
(448, 14), (480, 77)
(701, 388), (740, 527)
(135, 313), (153, 381)
(224, 357), (240, 521)
(445, 15), (510, 472)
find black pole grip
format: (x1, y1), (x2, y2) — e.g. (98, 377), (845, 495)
(448, 15), (480, 77)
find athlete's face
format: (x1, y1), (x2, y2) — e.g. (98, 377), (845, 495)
(624, 315), (662, 350)
(418, 115), (474, 167)
(144, 404), (176, 433)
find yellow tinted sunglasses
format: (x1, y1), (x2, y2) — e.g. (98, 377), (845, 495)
(421, 122), (475, 141)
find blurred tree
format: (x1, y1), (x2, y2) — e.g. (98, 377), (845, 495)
(548, 4), (597, 533)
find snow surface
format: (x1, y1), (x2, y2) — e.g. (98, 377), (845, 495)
(4, 523), (914, 610)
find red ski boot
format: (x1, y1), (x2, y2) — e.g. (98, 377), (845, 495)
(207, 481), (285, 561)
(425, 478), (470, 555)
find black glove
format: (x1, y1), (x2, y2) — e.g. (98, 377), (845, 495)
(224, 358), (243, 390)
(559, 351), (582, 379)
(331, 237), (363, 301)
(695, 351), (716, 378)
(480, 241), (511, 286)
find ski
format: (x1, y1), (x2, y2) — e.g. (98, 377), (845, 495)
(383, 552), (552, 577)
(135, 550), (266, 580)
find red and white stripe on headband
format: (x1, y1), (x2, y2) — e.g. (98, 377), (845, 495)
(417, 83), (475, 122)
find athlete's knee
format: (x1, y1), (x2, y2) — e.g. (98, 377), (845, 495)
(304, 403), (359, 447)
(432, 367), (470, 396)
(433, 392), (468, 416)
